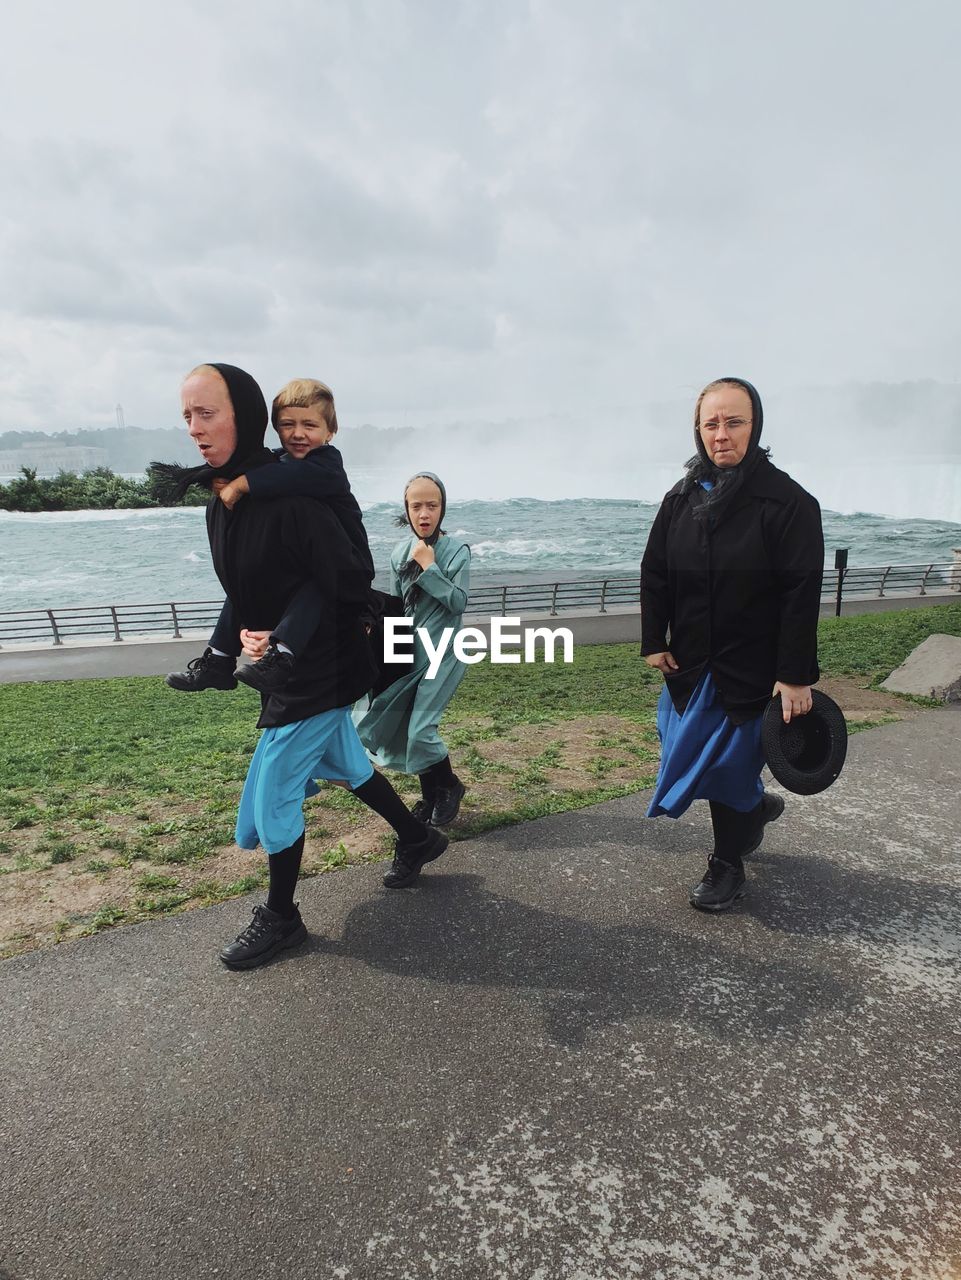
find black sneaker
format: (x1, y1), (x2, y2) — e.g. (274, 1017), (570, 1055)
(382, 827), (449, 888)
(410, 799), (434, 823)
(235, 645), (296, 694)
(743, 791), (786, 858)
(431, 778), (466, 827)
(165, 648), (237, 692)
(219, 904), (307, 969)
(689, 858), (746, 912)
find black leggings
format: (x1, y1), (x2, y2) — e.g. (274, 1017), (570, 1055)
(709, 799), (763, 867)
(352, 772), (424, 844)
(418, 755), (456, 801)
(266, 831), (305, 917)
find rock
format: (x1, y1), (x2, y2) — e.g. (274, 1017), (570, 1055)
(881, 633), (961, 702)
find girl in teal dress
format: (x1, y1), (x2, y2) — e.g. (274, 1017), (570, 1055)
(356, 472), (470, 826)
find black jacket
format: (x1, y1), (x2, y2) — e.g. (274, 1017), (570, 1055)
(206, 487), (376, 729)
(245, 443), (375, 578)
(640, 456), (824, 723)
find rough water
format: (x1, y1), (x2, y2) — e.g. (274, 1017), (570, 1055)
(1, 499), (959, 613)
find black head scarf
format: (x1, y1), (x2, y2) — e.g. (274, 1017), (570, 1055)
(150, 363), (275, 499)
(395, 471), (447, 605)
(681, 376), (768, 524)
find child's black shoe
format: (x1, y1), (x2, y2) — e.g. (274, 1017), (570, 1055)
(235, 644), (296, 694)
(165, 648), (238, 692)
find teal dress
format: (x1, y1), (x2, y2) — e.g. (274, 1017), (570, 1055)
(355, 533), (471, 774)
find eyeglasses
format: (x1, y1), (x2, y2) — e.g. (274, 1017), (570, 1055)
(698, 418), (752, 433)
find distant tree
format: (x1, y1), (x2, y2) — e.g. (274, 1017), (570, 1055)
(0, 465), (208, 512)
(0, 467), (45, 511)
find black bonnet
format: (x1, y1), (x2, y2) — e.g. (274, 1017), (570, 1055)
(206, 362), (269, 467)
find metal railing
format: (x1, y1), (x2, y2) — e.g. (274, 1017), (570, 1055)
(0, 561), (957, 648)
(0, 600), (225, 648)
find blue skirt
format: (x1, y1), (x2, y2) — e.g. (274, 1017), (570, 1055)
(236, 707), (375, 854)
(647, 672), (764, 819)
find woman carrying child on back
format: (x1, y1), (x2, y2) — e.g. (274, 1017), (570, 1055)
(356, 473), (470, 854)
(165, 378), (372, 694)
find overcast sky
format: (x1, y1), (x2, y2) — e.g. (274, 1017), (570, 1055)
(2, 0), (960, 436)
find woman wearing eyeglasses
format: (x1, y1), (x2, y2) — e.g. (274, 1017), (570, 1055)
(640, 377), (824, 911)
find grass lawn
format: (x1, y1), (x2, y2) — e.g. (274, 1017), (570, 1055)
(1, 601), (959, 957)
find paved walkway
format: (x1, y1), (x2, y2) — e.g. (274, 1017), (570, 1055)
(2, 709), (960, 1280)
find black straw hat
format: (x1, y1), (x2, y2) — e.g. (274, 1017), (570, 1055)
(761, 689), (848, 795)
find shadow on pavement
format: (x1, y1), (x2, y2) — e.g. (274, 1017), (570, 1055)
(743, 846), (961, 945)
(327, 872), (854, 1047)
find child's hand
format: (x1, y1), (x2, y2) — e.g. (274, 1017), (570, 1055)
(218, 475), (250, 509)
(411, 539), (436, 570)
(240, 629), (270, 659)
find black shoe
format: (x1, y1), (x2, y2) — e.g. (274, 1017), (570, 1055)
(382, 827), (449, 888)
(689, 858), (746, 912)
(166, 648), (238, 692)
(235, 645), (296, 694)
(431, 778), (466, 827)
(410, 799), (434, 823)
(761, 791), (786, 824)
(743, 791), (786, 858)
(219, 904), (307, 969)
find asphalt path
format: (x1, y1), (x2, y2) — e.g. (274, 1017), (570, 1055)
(2, 709), (960, 1280)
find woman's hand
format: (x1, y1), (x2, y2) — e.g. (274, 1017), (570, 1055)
(240, 629), (270, 660)
(645, 651), (679, 675)
(410, 539), (436, 570)
(773, 681), (813, 723)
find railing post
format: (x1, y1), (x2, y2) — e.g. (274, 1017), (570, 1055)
(47, 609), (62, 646)
(878, 566), (891, 598)
(110, 607), (122, 641)
(920, 563), (933, 596)
(170, 602), (182, 639)
(599, 579), (608, 613)
(951, 548), (961, 593)
(501, 586), (507, 615)
(550, 583), (559, 617)
(834, 548), (848, 617)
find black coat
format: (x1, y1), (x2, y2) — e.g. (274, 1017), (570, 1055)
(206, 486), (376, 729)
(245, 444), (375, 579)
(640, 456), (824, 724)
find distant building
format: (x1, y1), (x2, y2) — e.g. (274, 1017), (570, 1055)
(0, 445), (110, 477)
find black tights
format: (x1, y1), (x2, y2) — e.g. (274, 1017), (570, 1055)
(352, 771), (425, 844)
(266, 831), (305, 918)
(265, 772), (428, 916)
(709, 799), (763, 869)
(419, 755), (456, 802)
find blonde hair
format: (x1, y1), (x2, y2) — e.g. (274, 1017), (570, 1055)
(183, 363), (222, 382)
(271, 378), (338, 434)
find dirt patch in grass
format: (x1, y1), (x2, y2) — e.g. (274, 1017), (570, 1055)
(0, 819), (399, 958)
(457, 714), (658, 791)
(818, 675), (925, 726)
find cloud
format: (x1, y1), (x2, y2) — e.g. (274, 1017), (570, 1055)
(1, 0), (960, 437)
